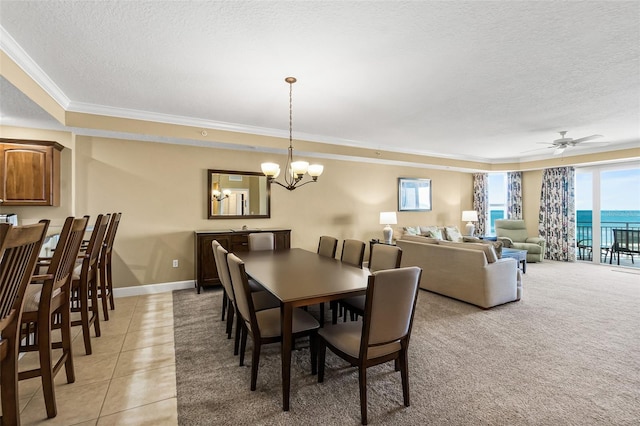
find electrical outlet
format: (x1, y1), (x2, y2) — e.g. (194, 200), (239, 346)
(172, 259), (179, 268)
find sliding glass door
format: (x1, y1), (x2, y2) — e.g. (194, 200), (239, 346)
(576, 163), (640, 267)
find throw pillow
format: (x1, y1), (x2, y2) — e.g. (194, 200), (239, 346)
(444, 226), (463, 242)
(403, 226), (421, 236)
(420, 226), (443, 240)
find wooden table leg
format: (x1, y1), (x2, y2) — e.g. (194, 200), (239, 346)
(281, 303), (293, 411)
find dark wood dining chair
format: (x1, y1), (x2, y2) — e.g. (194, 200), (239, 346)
(70, 214), (110, 355)
(99, 212), (121, 320)
(331, 239), (366, 324)
(339, 244), (403, 322)
(212, 240), (230, 322)
(0, 220), (49, 426)
(19, 216), (88, 419)
(317, 236), (338, 258)
(341, 239), (366, 268)
(315, 236), (339, 325)
(226, 252), (319, 391)
(214, 245), (279, 353)
(248, 232), (274, 251)
(318, 266), (422, 425)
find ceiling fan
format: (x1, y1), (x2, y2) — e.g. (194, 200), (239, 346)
(537, 131), (605, 155)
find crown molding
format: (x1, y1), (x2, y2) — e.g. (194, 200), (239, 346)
(0, 25), (70, 109)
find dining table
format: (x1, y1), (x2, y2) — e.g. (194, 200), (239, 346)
(238, 248), (371, 411)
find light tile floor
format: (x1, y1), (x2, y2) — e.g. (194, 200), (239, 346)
(15, 292), (178, 425)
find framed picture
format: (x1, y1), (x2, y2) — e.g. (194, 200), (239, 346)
(398, 178), (432, 211)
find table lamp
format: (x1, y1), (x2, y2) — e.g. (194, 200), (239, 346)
(380, 211), (397, 244)
(462, 210), (478, 236)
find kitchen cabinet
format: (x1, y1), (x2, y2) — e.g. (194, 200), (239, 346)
(0, 139), (63, 206)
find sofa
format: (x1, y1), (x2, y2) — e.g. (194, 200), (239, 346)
(396, 235), (522, 309)
(494, 219), (545, 263)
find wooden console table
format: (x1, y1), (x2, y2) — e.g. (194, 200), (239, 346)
(193, 228), (291, 293)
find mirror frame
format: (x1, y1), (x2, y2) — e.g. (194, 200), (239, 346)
(207, 169), (271, 219)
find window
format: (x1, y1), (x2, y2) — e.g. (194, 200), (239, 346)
(488, 172), (507, 235)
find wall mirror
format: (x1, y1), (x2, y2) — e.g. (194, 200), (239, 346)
(208, 169), (271, 219)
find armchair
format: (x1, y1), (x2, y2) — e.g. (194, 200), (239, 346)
(495, 219), (545, 263)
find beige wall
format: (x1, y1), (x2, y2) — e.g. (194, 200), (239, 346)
(1, 124), (637, 289)
(0, 128), (472, 288)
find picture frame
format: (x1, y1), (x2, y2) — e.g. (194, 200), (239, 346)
(398, 177), (432, 211)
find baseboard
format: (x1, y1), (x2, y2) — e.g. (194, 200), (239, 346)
(113, 280), (195, 298)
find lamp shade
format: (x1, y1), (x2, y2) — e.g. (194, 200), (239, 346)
(461, 210), (478, 222)
(380, 211), (398, 225)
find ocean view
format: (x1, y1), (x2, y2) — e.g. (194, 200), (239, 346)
(576, 210), (640, 227)
(487, 210), (640, 234)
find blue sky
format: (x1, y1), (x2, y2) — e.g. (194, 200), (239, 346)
(488, 168), (640, 211)
(577, 168), (640, 210)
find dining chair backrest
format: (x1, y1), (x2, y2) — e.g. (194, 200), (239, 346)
(340, 239), (366, 268)
(317, 236), (338, 258)
(369, 244), (402, 272)
(0, 221), (49, 328)
(226, 253), (255, 333)
(0, 220), (49, 426)
(101, 212), (121, 263)
(46, 216), (90, 293)
(248, 233), (274, 251)
(79, 214), (110, 282)
(363, 266), (422, 352)
(213, 243), (235, 303)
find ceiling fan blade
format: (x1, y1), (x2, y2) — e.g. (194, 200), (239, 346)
(571, 135), (603, 144)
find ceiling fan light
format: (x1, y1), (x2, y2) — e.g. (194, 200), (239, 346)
(554, 146), (566, 155)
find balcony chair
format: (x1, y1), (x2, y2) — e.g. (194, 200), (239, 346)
(495, 219), (546, 263)
(0, 220), (49, 426)
(610, 228), (639, 265)
(318, 266), (422, 425)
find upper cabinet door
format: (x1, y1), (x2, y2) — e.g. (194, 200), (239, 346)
(0, 140), (63, 206)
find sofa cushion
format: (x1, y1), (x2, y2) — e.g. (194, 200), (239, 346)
(400, 234), (440, 244)
(463, 236), (503, 258)
(444, 226), (463, 242)
(439, 240), (498, 263)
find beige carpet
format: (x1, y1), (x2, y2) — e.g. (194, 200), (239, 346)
(173, 261), (640, 425)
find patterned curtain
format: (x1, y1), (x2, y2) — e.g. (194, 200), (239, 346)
(538, 167), (576, 261)
(506, 172), (522, 219)
(473, 173), (488, 236)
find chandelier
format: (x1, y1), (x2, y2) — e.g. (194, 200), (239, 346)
(261, 77), (323, 190)
(212, 189), (231, 202)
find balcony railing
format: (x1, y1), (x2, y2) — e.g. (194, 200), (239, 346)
(577, 222), (640, 267)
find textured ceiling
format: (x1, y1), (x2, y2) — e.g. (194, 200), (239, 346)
(1, 1), (639, 163)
